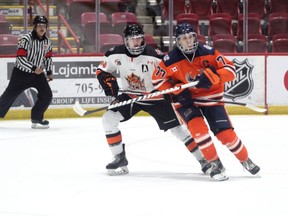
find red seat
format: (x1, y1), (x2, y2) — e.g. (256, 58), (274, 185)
(197, 34), (206, 45)
(0, 34), (18, 55)
(272, 34), (288, 52)
(268, 12), (288, 38)
(237, 13), (261, 41)
(209, 13), (233, 37)
(176, 13), (200, 34)
(190, 0), (213, 19)
(145, 34), (158, 48)
(212, 34), (236, 53)
(247, 0), (266, 19)
(270, 0), (288, 13)
(162, 0), (191, 20)
(247, 34), (267, 53)
(100, 33), (123, 52)
(100, 0), (126, 14)
(81, 12), (111, 44)
(0, 14), (9, 34)
(111, 12), (138, 36)
(67, 0), (95, 25)
(216, 0), (240, 19)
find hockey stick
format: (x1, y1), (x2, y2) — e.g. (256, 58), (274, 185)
(194, 99), (267, 113)
(73, 80), (199, 116)
(119, 89), (267, 113)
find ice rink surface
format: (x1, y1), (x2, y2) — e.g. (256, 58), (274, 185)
(0, 115), (287, 216)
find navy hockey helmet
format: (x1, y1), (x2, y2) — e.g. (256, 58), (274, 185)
(124, 23), (146, 55)
(33, 15), (49, 26)
(175, 23), (198, 54)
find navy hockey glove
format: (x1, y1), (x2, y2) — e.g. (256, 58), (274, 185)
(195, 66), (220, 89)
(172, 87), (194, 107)
(97, 71), (119, 97)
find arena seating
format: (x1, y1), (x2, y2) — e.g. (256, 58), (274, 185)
(212, 34), (237, 53)
(237, 13), (262, 41)
(99, 33), (123, 52)
(209, 13), (233, 37)
(272, 34), (288, 52)
(81, 12), (111, 44)
(176, 13), (200, 34)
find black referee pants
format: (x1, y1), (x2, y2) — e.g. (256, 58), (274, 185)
(0, 67), (52, 121)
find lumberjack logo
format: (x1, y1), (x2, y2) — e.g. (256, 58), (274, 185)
(224, 58), (254, 100)
(125, 73), (145, 90)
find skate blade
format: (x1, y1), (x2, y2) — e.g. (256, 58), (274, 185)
(243, 166), (261, 175)
(107, 166), (129, 176)
(31, 124), (49, 129)
(211, 173), (229, 181)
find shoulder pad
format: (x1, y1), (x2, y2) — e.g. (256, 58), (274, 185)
(162, 48), (186, 66)
(104, 45), (126, 57)
(143, 45), (164, 59)
(196, 43), (215, 56)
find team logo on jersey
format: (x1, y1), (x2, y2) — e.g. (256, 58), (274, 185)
(125, 73), (145, 90)
(163, 54), (170, 62)
(142, 64), (148, 73)
(99, 61), (107, 68)
(224, 58), (254, 100)
(155, 49), (163, 55)
(115, 59), (121, 66)
(43, 44), (49, 50)
(18, 39), (26, 48)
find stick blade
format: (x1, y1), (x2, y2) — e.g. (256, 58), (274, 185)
(245, 104), (267, 113)
(73, 100), (87, 116)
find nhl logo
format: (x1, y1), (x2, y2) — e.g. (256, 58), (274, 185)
(224, 58), (254, 100)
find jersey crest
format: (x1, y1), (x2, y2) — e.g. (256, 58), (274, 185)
(125, 73), (146, 90)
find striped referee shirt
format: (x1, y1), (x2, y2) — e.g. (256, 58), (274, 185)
(15, 30), (53, 75)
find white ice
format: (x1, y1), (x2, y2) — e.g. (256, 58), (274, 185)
(0, 115), (287, 216)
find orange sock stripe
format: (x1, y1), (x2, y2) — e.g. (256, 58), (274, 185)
(185, 138), (197, 152)
(106, 131), (122, 146)
(199, 143), (218, 161)
(216, 129), (248, 161)
(187, 117), (218, 161)
(227, 138), (243, 154)
(196, 134), (218, 161)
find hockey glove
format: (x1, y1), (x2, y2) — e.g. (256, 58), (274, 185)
(172, 84), (194, 107)
(97, 71), (119, 97)
(195, 66), (220, 89)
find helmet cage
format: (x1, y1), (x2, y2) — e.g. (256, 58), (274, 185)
(124, 35), (146, 55)
(176, 32), (198, 54)
(124, 24), (146, 55)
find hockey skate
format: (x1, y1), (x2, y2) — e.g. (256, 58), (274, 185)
(199, 158), (212, 174)
(209, 159), (229, 181)
(106, 144), (129, 176)
(31, 119), (49, 129)
(241, 158), (260, 175)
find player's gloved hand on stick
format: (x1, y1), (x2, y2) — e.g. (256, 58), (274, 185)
(195, 66), (220, 89)
(97, 71), (119, 97)
(172, 83), (194, 107)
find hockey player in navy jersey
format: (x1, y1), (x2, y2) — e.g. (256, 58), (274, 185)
(152, 23), (260, 180)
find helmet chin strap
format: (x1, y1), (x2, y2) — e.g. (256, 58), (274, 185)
(182, 50), (196, 62)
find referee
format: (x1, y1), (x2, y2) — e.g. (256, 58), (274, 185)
(0, 15), (53, 129)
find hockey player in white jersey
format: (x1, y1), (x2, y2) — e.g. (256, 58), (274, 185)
(96, 23), (211, 176)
